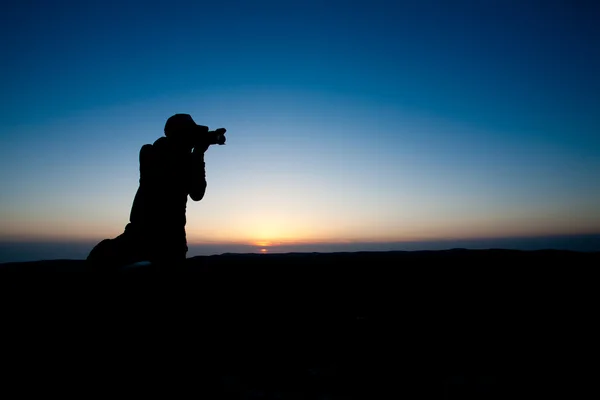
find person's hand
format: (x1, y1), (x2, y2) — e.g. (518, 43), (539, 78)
(194, 142), (210, 154)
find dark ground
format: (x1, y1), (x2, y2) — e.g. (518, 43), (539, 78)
(1, 249), (598, 398)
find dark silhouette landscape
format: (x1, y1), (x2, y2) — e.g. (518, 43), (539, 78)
(2, 249), (598, 398)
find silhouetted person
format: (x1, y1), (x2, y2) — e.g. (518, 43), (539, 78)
(87, 114), (226, 268)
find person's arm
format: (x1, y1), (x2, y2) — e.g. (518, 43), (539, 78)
(188, 147), (207, 201)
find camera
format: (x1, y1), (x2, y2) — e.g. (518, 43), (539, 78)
(192, 126), (226, 147)
(206, 128), (227, 145)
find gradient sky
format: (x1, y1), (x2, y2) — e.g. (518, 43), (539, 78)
(2, 0), (600, 256)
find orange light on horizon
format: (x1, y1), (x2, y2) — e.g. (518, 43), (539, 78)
(254, 240), (273, 247)
(260, 248), (268, 253)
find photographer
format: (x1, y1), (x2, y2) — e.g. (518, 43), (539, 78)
(87, 114), (226, 268)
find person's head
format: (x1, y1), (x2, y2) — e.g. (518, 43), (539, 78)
(164, 114), (208, 149)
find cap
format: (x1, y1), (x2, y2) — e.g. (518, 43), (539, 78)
(164, 114), (207, 137)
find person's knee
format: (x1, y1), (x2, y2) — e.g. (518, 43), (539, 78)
(87, 239), (114, 261)
(87, 235), (145, 267)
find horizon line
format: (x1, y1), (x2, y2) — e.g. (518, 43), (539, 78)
(1, 233), (600, 263)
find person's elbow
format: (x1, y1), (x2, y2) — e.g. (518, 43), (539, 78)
(190, 192), (205, 202)
(189, 182), (207, 201)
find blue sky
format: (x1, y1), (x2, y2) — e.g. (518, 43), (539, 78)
(1, 0), (600, 261)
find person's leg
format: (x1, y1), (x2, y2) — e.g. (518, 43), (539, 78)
(149, 230), (188, 272)
(87, 223), (147, 269)
(151, 248), (187, 272)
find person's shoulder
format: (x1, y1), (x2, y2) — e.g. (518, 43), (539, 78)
(149, 136), (173, 153)
(153, 136), (169, 147)
(139, 137), (167, 158)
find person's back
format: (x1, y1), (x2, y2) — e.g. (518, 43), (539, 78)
(87, 114), (225, 268)
(127, 135), (194, 262)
